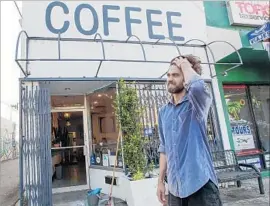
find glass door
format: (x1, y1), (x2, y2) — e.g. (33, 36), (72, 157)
(51, 108), (89, 193)
(86, 82), (122, 170)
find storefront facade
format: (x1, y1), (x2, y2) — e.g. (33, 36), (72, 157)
(17, 1), (244, 205)
(204, 1), (270, 177)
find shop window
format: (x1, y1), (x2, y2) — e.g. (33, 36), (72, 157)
(223, 85), (259, 152)
(249, 86), (270, 152)
(223, 85), (270, 170)
(250, 86), (270, 169)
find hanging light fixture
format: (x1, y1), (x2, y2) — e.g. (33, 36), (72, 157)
(64, 112), (71, 119)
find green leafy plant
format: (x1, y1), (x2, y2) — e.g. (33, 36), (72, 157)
(133, 171), (145, 181)
(227, 101), (243, 120)
(114, 79), (148, 180)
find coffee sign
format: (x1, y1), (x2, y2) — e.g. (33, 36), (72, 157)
(227, 1), (269, 27)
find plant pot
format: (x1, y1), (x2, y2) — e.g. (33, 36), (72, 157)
(126, 177), (163, 206)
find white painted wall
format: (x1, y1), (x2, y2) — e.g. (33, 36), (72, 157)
(89, 168), (129, 201)
(206, 26), (243, 62)
(89, 169), (162, 206)
(1, 1), (21, 141)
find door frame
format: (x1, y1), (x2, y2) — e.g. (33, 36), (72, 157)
(51, 104), (90, 194)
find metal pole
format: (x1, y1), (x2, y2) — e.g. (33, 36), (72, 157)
(58, 33), (61, 60)
(116, 82), (125, 173)
(19, 81), (24, 206)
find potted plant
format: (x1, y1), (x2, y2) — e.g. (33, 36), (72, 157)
(114, 79), (161, 206)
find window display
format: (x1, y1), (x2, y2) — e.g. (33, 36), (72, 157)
(249, 86), (270, 152)
(223, 84), (270, 170)
(88, 89), (123, 169)
(223, 85), (258, 151)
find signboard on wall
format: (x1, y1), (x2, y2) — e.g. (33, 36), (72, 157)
(227, 1), (269, 27)
(22, 1), (208, 41)
(19, 1), (213, 79)
(247, 22), (270, 45)
(231, 124), (256, 151)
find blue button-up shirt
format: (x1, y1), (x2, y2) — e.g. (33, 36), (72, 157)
(158, 77), (218, 198)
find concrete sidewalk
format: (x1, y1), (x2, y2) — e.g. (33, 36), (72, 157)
(52, 178), (269, 206)
(221, 178), (269, 206)
(14, 176), (270, 205)
(0, 158), (19, 206)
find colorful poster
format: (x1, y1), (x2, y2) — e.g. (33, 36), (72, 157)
(232, 125), (255, 150)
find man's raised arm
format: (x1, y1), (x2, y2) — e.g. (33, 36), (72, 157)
(172, 56), (212, 118)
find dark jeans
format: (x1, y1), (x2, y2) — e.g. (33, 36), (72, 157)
(168, 180), (222, 206)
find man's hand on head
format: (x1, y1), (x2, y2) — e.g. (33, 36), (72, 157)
(172, 56), (193, 70)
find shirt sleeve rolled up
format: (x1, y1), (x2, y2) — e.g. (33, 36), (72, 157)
(158, 108), (166, 154)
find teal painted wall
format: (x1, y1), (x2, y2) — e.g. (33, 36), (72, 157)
(203, 1), (264, 50)
(204, 1), (255, 30)
(216, 64), (270, 84)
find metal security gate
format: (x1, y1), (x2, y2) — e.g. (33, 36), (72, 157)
(19, 82), (52, 206)
(125, 81), (223, 166)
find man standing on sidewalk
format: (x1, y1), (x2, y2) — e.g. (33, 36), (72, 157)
(156, 55), (222, 206)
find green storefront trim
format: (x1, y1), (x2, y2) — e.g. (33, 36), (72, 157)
(217, 80), (235, 150)
(216, 48), (270, 176)
(204, 0), (270, 177)
(261, 170), (270, 178)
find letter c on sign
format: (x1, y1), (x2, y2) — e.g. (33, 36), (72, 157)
(46, 1), (70, 34)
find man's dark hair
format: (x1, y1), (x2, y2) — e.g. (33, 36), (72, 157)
(170, 54), (202, 75)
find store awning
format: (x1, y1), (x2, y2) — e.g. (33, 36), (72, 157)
(218, 48), (270, 65)
(16, 31), (243, 79)
(38, 80), (116, 96)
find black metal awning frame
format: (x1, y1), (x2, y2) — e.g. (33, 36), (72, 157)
(15, 31), (243, 79)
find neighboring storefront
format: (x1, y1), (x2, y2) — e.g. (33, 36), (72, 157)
(204, 1), (270, 176)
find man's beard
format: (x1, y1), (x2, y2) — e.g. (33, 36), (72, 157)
(167, 83), (185, 94)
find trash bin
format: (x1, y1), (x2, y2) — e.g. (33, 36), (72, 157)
(55, 164), (62, 180)
(87, 188), (102, 206)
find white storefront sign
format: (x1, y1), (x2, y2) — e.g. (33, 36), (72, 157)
(22, 1), (207, 41)
(227, 1), (269, 27)
(231, 125), (256, 151)
(20, 1), (211, 79)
